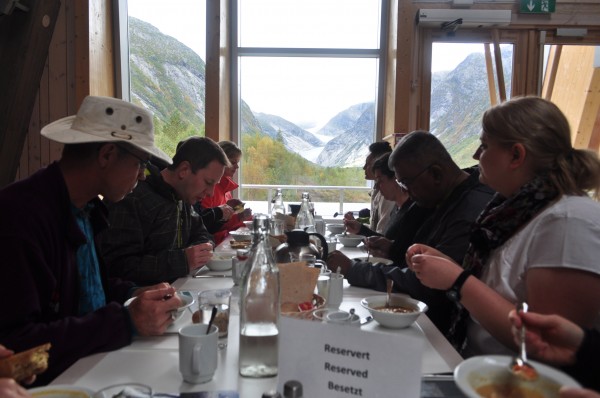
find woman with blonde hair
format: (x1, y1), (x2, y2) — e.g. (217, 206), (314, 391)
(405, 97), (600, 380)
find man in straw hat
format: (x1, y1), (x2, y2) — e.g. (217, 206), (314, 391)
(100, 136), (229, 285)
(0, 96), (184, 385)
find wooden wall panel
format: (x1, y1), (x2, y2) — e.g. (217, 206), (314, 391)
(550, 46), (595, 147)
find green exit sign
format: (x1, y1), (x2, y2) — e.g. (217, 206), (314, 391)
(520, 0), (555, 13)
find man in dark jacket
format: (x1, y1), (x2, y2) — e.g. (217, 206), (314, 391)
(328, 131), (494, 336)
(0, 96), (183, 385)
(100, 137), (229, 285)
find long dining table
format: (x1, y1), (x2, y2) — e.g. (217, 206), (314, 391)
(50, 237), (463, 396)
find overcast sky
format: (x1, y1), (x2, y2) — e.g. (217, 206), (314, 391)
(127, 0), (482, 126)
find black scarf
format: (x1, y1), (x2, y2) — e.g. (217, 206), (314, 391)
(448, 174), (560, 351)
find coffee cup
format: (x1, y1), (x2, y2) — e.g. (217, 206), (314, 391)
(327, 273), (344, 309)
(178, 324), (218, 384)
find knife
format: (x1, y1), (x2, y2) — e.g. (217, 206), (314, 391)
(193, 274), (231, 278)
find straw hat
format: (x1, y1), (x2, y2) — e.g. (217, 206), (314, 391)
(41, 96), (171, 165)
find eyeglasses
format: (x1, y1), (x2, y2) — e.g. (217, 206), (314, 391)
(395, 164), (433, 190)
(117, 145), (150, 170)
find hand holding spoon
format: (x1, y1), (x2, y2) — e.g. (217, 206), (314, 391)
(510, 302), (538, 381)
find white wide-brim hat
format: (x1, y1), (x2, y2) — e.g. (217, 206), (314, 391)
(41, 95), (172, 165)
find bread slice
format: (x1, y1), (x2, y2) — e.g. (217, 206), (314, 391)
(0, 343), (51, 382)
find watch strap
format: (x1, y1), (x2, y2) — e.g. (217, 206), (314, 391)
(446, 270), (471, 302)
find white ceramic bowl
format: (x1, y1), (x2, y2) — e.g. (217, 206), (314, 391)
(229, 229), (252, 241)
(207, 254), (233, 271)
(243, 220), (253, 230)
(336, 233), (365, 247)
(360, 294), (427, 329)
(454, 355), (581, 398)
(326, 223), (346, 235)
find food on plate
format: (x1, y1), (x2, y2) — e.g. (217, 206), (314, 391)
(0, 343), (51, 382)
(373, 305), (417, 314)
(230, 240), (251, 249)
(511, 363), (539, 381)
(278, 261), (321, 313)
(475, 382), (550, 398)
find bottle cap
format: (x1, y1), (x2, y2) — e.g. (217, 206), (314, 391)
(262, 390), (282, 398)
(283, 380), (303, 398)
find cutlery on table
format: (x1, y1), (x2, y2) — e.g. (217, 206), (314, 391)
(386, 279), (394, 307)
(509, 302), (538, 381)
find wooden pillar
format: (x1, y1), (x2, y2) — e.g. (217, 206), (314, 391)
(0, 0), (62, 187)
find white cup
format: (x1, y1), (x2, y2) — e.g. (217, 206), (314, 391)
(327, 273), (344, 309)
(316, 271), (331, 301)
(325, 310), (352, 324)
(178, 324), (218, 384)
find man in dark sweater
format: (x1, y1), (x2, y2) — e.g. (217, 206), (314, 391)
(0, 96), (183, 385)
(100, 137), (229, 285)
(328, 131), (494, 336)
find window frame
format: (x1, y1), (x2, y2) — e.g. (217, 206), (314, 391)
(229, 0), (390, 144)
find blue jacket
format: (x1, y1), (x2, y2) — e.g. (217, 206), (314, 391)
(0, 162), (135, 385)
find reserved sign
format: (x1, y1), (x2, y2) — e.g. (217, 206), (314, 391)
(278, 317), (424, 397)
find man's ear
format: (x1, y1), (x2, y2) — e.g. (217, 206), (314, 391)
(97, 143), (117, 168)
(176, 160), (192, 179)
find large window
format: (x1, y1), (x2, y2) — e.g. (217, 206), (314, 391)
(124, 0), (206, 157)
(233, 0), (387, 211)
(429, 41), (513, 168)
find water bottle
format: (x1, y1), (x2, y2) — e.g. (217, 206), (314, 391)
(239, 214), (280, 377)
(271, 188), (286, 217)
(294, 192), (315, 232)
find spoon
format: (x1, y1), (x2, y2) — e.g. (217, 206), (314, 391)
(386, 279), (394, 307)
(509, 302), (538, 381)
(206, 306), (217, 335)
(193, 265), (209, 277)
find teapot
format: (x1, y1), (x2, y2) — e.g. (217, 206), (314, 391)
(274, 229), (328, 263)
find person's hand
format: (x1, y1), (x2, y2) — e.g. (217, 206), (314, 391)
(560, 387), (600, 398)
(240, 208), (253, 221)
(405, 244), (450, 266)
(408, 253), (462, 290)
(131, 282), (171, 297)
(127, 285), (183, 336)
(0, 346), (35, 386)
(326, 250), (352, 275)
(343, 211), (355, 221)
(226, 198), (243, 209)
(185, 242), (213, 271)
(0, 379), (32, 397)
(508, 310), (583, 366)
(343, 219), (361, 234)
(219, 205), (234, 221)
(363, 236), (391, 258)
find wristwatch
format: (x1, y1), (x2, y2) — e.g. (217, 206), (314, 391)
(446, 270), (471, 303)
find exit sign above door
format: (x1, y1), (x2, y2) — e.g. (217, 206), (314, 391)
(520, 0), (556, 13)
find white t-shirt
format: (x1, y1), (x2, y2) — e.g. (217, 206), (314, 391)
(465, 195), (600, 357)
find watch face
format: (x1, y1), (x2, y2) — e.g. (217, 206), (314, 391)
(446, 289), (459, 302)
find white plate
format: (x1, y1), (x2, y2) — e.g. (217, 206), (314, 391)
(454, 355), (581, 398)
(354, 256), (393, 266)
(29, 385), (95, 398)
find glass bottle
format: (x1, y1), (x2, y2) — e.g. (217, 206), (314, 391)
(294, 192), (315, 232)
(271, 188), (286, 217)
(239, 214), (280, 378)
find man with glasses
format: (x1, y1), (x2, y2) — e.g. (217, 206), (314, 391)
(100, 136), (229, 286)
(0, 96), (185, 385)
(329, 131), (494, 336)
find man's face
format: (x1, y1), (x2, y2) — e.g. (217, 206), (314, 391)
(102, 144), (149, 202)
(363, 154), (375, 180)
(393, 160), (437, 208)
(224, 154), (240, 178)
(373, 170), (396, 202)
(179, 159), (225, 204)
